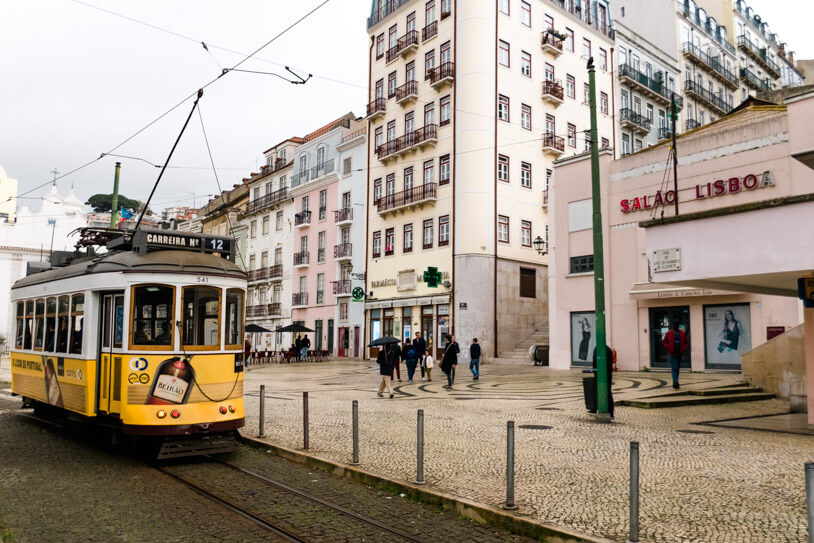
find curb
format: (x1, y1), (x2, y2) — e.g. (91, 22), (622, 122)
(237, 433), (614, 543)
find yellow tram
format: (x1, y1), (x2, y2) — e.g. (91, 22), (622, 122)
(10, 228), (247, 457)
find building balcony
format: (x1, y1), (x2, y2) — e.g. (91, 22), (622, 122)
(427, 62), (454, 89)
(291, 159), (336, 189)
(686, 118), (702, 131)
(367, 0), (411, 28)
(683, 80), (731, 116)
(737, 35), (781, 79)
(257, 157), (288, 178)
(268, 302), (282, 316)
(395, 80), (418, 105)
(269, 264), (283, 281)
(422, 21), (437, 42)
(386, 30), (419, 63)
(375, 125), (438, 162)
(681, 42), (739, 90)
(619, 108), (652, 135)
(243, 187), (289, 216)
(617, 64), (682, 109)
(292, 292), (308, 307)
(541, 132), (565, 156)
(333, 280), (352, 296)
(294, 210), (311, 228)
(293, 251), (309, 268)
(246, 304), (268, 318)
(740, 67), (771, 92)
(658, 127), (673, 140)
(540, 31), (563, 57)
(334, 242), (352, 261)
(376, 182), (437, 214)
(366, 97), (386, 119)
(541, 79), (564, 105)
(334, 207), (353, 224)
(248, 266), (283, 283)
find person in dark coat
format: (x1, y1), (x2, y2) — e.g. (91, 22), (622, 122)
(377, 345), (394, 398)
(469, 338), (481, 380)
(389, 340), (402, 382)
(662, 320), (688, 389)
(403, 338), (419, 382)
(440, 335), (460, 390)
(592, 344), (614, 419)
(413, 332), (427, 381)
(295, 335), (302, 361)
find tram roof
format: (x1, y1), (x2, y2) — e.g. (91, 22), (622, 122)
(12, 249), (246, 290)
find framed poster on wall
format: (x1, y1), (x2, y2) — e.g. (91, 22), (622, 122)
(703, 303), (751, 369)
(570, 311), (595, 367)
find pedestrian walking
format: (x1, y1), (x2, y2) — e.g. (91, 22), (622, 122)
(403, 339), (419, 382)
(662, 320), (688, 389)
(390, 340), (402, 382)
(294, 335), (302, 362)
(469, 338), (481, 380)
(423, 349), (433, 381)
(414, 332), (427, 381)
(377, 345), (394, 399)
(440, 334), (459, 390)
(592, 344), (615, 419)
(301, 335), (311, 361)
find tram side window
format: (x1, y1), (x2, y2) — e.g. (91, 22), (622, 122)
(34, 299), (45, 351)
(225, 289), (244, 347)
(15, 302), (24, 349)
(57, 296), (69, 353)
(132, 286), (173, 347)
(182, 287), (220, 348)
(45, 298), (57, 352)
(69, 294), (84, 355)
(24, 301), (34, 350)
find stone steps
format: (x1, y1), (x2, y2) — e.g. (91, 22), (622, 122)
(618, 391), (775, 409)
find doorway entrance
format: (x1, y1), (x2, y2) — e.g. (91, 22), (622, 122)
(649, 306), (691, 369)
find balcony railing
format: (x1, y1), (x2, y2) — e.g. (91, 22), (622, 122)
(619, 108), (652, 134)
(679, 1), (735, 54)
(395, 80), (418, 104)
(658, 127), (673, 140)
(737, 35), (780, 78)
(293, 251), (309, 266)
(427, 62), (454, 87)
(386, 30), (419, 62)
(740, 67), (770, 92)
(246, 304), (267, 318)
(334, 243), (352, 259)
(683, 80), (731, 116)
(268, 302), (282, 316)
(368, 0), (412, 28)
(541, 132), (565, 154)
(366, 97), (386, 118)
(334, 207), (353, 223)
(618, 64), (683, 108)
(294, 210), (311, 227)
(422, 21), (437, 41)
(541, 79), (564, 103)
(333, 280), (352, 296)
(259, 158), (287, 177)
(376, 182), (437, 213)
(269, 264), (283, 279)
(546, 0), (614, 38)
(686, 119), (702, 131)
(244, 187), (288, 216)
(541, 31), (563, 55)
(292, 159), (335, 188)
(292, 292), (308, 307)
(375, 125), (438, 161)
(248, 268), (268, 282)
(681, 42), (739, 89)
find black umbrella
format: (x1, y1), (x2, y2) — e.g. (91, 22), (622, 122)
(278, 323), (315, 333)
(246, 324), (273, 333)
(368, 336), (400, 347)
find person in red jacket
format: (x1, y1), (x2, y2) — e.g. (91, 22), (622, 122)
(662, 320), (688, 389)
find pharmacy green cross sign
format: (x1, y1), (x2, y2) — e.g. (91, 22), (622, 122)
(423, 266), (442, 288)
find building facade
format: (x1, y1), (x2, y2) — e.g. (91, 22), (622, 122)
(365, 0), (615, 358)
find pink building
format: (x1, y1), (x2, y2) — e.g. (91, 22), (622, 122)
(550, 91), (814, 421)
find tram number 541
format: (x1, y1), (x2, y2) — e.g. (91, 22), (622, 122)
(196, 276), (209, 283)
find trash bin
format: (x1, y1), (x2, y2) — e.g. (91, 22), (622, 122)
(532, 345), (549, 366)
(582, 369), (597, 413)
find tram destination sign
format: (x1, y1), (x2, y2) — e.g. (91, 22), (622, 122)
(133, 230), (234, 259)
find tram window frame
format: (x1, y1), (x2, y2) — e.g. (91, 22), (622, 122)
(130, 285), (174, 351)
(57, 296), (69, 353)
(24, 301), (34, 350)
(224, 288), (244, 350)
(45, 298), (57, 352)
(69, 294), (85, 355)
(33, 299), (45, 351)
(181, 286), (222, 351)
(15, 302), (24, 349)
(113, 295), (124, 348)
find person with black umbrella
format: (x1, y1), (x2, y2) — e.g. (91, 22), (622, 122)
(377, 344), (394, 399)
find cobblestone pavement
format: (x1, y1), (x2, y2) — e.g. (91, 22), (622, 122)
(243, 361), (813, 543)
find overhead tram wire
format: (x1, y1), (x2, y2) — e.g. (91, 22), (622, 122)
(14, 0), (334, 205)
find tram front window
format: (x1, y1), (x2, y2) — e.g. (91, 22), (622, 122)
(24, 301), (34, 350)
(15, 302), (24, 349)
(225, 289), (244, 348)
(182, 287), (220, 348)
(45, 298), (57, 352)
(34, 299), (45, 351)
(69, 294), (84, 355)
(131, 286), (173, 348)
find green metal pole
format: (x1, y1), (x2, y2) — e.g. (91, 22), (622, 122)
(588, 58), (609, 416)
(109, 162), (121, 228)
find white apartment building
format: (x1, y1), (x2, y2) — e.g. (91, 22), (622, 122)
(365, 0), (614, 359)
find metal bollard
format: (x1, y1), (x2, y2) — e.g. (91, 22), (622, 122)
(303, 391), (309, 451)
(351, 400), (360, 465)
(627, 442), (640, 543)
(258, 385), (266, 438)
(503, 420), (517, 510)
(806, 462), (814, 543)
(414, 409), (425, 484)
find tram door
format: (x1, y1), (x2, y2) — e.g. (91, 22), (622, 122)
(98, 292), (125, 415)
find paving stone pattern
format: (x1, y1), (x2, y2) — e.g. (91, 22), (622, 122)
(243, 361), (812, 543)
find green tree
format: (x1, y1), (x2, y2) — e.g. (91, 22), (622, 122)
(85, 193), (145, 213)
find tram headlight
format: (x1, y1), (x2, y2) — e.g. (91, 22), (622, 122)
(170, 409), (181, 419)
(156, 410), (167, 419)
(219, 405), (228, 415)
(228, 404), (235, 413)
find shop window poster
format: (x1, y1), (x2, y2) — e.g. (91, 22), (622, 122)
(570, 311), (595, 366)
(703, 304), (751, 368)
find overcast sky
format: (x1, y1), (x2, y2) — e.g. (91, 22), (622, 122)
(0, 0), (811, 214)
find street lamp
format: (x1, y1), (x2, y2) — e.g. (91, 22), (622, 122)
(533, 235), (548, 256)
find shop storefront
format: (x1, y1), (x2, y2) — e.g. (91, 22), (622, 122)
(365, 296), (450, 359)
